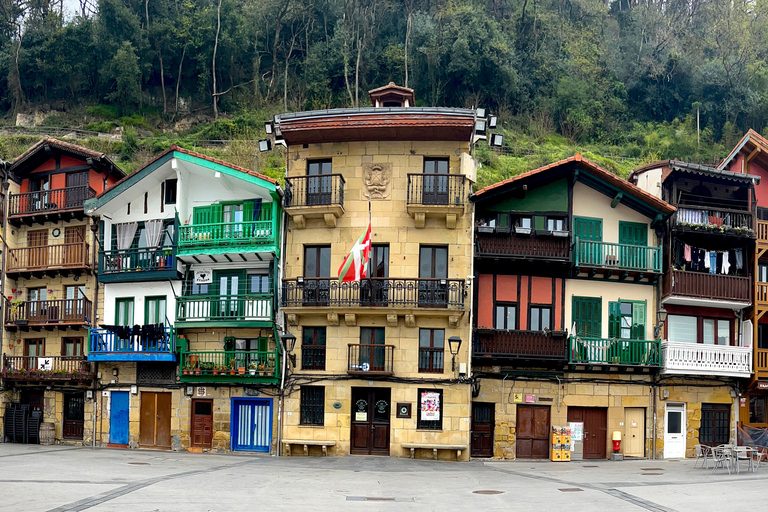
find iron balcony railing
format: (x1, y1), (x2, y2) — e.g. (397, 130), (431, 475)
(281, 277), (465, 309)
(5, 298), (92, 326)
(89, 327), (175, 356)
(406, 173), (466, 206)
(8, 241), (90, 273)
(176, 294), (273, 322)
(178, 220), (276, 251)
(347, 344), (394, 375)
(473, 330), (568, 360)
(284, 174), (345, 208)
(568, 336), (660, 366)
(661, 340), (751, 377)
(418, 347), (444, 373)
(100, 246), (176, 275)
(9, 186), (96, 216)
(2, 355), (93, 381)
(573, 238), (661, 273)
(179, 350), (280, 380)
(301, 346), (326, 371)
(671, 206), (754, 235)
(476, 233), (570, 260)
(664, 270), (751, 303)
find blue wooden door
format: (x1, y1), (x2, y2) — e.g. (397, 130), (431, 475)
(110, 391), (130, 445)
(231, 398), (272, 452)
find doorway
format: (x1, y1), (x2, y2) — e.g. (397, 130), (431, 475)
(231, 398), (272, 452)
(623, 408), (645, 458)
(306, 160), (333, 205)
(214, 270), (244, 318)
(567, 407), (607, 459)
(516, 405), (550, 459)
(350, 387), (391, 455)
(470, 402), (495, 457)
(418, 245), (448, 307)
(139, 392), (171, 449)
(27, 229), (48, 268)
(664, 403), (686, 459)
(191, 399), (213, 449)
(63, 393), (85, 440)
(65, 172), (89, 208)
(422, 158), (449, 204)
(64, 225), (86, 266)
(110, 391), (130, 445)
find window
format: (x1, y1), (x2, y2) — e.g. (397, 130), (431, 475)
(517, 216), (532, 229)
(116, 298), (134, 326)
(358, 327), (387, 372)
(608, 301), (646, 340)
(547, 218), (565, 231)
(759, 264), (768, 283)
(304, 245), (331, 278)
(419, 329), (444, 373)
(572, 296), (601, 337)
(759, 324), (768, 350)
(28, 287), (47, 302)
(25, 338), (44, 357)
(300, 386), (325, 426)
(667, 315), (732, 345)
(307, 160), (332, 175)
(248, 274), (270, 294)
(423, 157), (449, 174)
(62, 337), (83, 356)
(301, 327), (326, 371)
(667, 315), (697, 343)
(703, 319), (731, 345)
(530, 306), (552, 331)
(164, 179), (178, 205)
(369, 244), (389, 278)
(750, 396), (767, 424)
(700, 404), (730, 446)
(494, 304), (517, 330)
(145, 296), (167, 325)
(417, 388), (443, 430)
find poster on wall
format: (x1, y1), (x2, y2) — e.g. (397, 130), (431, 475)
(569, 422), (584, 441)
(194, 268), (213, 284)
(420, 392), (440, 421)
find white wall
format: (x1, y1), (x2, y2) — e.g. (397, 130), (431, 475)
(632, 167), (664, 200)
(102, 281), (181, 326)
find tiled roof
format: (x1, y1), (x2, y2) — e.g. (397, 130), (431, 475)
(9, 137), (123, 175)
(472, 153), (674, 214)
(718, 129), (768, 169)
(629, 158), (759, 183)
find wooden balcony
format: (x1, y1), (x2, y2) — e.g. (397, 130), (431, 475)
(88, 327), (176, 362)
(661, 340), (752, 378)
(5, 298), (92, 331)
(1, 355), (94, 382)
(179, 350), (280, 384)
(406, 174), (467, 228)
(178, 217), (277, 256)
(347, 344), (394, 376)
(99, 246), (180, 283)
(473, 329), (568, 361)
(7, 241), (90, 278)
(755, 348), (768, 377)
(757, 282), (768, 310)
(475, 233), (570, 261)
(568, 336), (660, 368)
(176, 294), (273, 326)
(671, 206), (754, 238)
(284, 174), (345, 228)
(573, 239), (661, 279)
(8, 186), (96, 226)
(663, 270), (751, 306)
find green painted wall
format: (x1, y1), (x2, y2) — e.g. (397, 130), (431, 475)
(486, 178), (568, 212)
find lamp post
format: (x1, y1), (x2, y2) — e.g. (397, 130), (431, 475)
(448, 336), (462, 372)
(277, 332), (297, 458)
(653, 307), (668, 340)
(281, 333), (297, 367)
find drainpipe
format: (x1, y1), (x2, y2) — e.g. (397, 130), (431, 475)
(90, 220), (100, 447)
(651, 384), (657, 460)
(277, 342), (287, 456)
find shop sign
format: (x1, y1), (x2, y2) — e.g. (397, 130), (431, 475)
(757, 381), (768, 390)
(525, 394), (536, 403)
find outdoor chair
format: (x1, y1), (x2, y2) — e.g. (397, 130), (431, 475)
(711, 446), (733, 474)
(733, 446), (754, 474)
(694, 444), (712, 469)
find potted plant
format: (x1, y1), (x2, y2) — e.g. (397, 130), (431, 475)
(248, 362), (258, 376)
(257, 363), (266, 376)
(238, 364), (246, 375)
(200, 362), (214, 374)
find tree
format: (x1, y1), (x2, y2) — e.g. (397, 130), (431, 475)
(104, 41), (141, 107)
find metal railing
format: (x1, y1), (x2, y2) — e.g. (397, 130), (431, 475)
(573, 239), (661, 273)
(176, 294), (273, 322)
(664, 270), (751, 302)
(2, 355), (93, 379)
(5, 298), (92, 325)
(281, 277), (465, 309)
(100, 246), (176, 274)
(8, 242), (89, 272)
(418, 347), (445, 373)
(568, 336), (660, 366)
(473, 330), (568, 359)
(406, 173), (466, 206)
(661, 340), (751, 377)
(284, 174), (345, 208)
(178, 221), (275, 250)
(89, 327), (175, 355)
(179, 350), (280, 378)
(347, 344), (394, 375)
(301, 346), (326, 370)
(9, 186), (96, 216)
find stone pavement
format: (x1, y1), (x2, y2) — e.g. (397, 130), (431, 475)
(1, 444), (766, 512)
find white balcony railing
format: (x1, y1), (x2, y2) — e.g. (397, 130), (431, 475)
(661, 340), (752, 378)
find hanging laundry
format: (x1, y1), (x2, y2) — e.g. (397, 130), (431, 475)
(722, 251), (730, 274)
(684, 244), (691, 262)
(735, 248), (743, 270)
(704, 250), (710, 268)
(710, 252), (717, 274)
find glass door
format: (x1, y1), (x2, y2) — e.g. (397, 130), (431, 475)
(423, 158), (449, 204)
(214, 270), (244, 319)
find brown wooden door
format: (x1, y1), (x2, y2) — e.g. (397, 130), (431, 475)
(63, 393), (85, 439)
(28, 229), (48, 268)
(470, 402), (495, 457)
(65, 172), (89, 207)
(567, 407), (607, 459)
(64, 226), (85, 266)
(350, 387), (390, 455)
(516, 405), (550, 459)
(191, 399), (213, 449)
(140, 392), (172, 449)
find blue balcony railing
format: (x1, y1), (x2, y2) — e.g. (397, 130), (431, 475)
(88, 326), (176, 362)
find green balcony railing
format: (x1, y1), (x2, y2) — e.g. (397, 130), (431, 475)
(178, 220), (276, 251)
(179, 350), (280, 382)
(568, 336), (660, 366)
(176, 294), (273, 323)
(573, 238), (661, 273)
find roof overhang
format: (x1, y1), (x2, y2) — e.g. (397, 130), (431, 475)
(8, 138), (124, 182)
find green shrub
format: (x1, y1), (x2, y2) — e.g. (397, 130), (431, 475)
(120, 114), (145, 127)
(85, 121), (118, 133)
(86, 104), (120, 120)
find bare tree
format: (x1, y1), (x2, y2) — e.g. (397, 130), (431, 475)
(212, 0), (222, 118)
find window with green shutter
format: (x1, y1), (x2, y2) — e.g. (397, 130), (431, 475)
(572, 296), (601, 337)
(609, 300), (646, 340)
(573, 217), (603, 241)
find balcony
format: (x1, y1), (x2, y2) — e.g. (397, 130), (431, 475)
(281, 278), (465, 312)
(475, 233), (570, 262)
(284, 174), (345, 228)
(99, 246), (180, 283)
(179, 350), (280, 384)
(573, 239), (661, 279)
(473, 329), (568, 362)
(347, 344), (394, 376)
(671, 206), (754, 239)
(759, 220), (768, 246)
(301, 346), (326, 371)
(661, 340), (752, 378)
(406, 174), (467, 228)
(7, 241), (90, 278)
(758, 282), (768, 309)
(1, 355), (94, 382)
(755, 348), (768, 378)
(178, 216), (277, 257)
(5, 298), (92, 331)
(176, 294), (273, 327)
(8, 186), (96, 226)
(663, 270), (751, 307)
(88, 327), (176, 362)
(568, 336), (660, 368)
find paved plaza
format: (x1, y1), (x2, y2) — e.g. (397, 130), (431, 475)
(1, 445), (766, 511)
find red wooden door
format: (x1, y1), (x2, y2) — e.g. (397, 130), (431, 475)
(471, 402), (495, 457)
(567, 407), (607, 459)
(516, 405), (550, 459)
(191, 399), (213, 448)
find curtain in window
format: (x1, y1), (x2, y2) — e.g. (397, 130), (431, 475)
(116, 222), (138, 250)
(144, 219), (164, 248)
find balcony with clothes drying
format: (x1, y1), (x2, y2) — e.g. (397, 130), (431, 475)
(88, 324), (176, 362)
(98, 219), (181, 283)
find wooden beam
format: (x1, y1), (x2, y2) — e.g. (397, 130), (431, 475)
(610, 192), (623, 208)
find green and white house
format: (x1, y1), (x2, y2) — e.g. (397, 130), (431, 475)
(84, 146), (284, 452)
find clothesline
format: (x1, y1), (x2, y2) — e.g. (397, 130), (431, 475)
(677, 241), (743, 275)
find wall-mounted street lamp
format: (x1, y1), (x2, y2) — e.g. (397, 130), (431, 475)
(258, 139), (272, 152)
(281, 333), (297, 367)
(653, 307), (668, 339)
(448, 336), (462, 372)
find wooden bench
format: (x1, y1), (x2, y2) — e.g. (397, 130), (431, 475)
(282, 439), (336, 456)
(401, 443), (467, 461)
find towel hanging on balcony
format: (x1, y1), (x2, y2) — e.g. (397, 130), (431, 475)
(721, 251), (730, 274)
(683, 244), (691, 262)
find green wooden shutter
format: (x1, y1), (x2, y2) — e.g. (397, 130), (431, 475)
(243, 200), (254, 223)
(573, 217), (603, 241)
(608, 301), (621, 339)
(632, 301), (646, 340)
(210, 203), (223, 223)
(193, 205), (211, 225)
(572, 296), (601, 337)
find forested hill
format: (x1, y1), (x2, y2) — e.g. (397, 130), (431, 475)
(0, 0), (766, 179)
